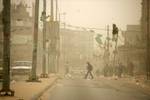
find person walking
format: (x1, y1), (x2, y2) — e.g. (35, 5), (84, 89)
(64, 61), (72, 78)
(128, 61), (134, 76)
(84, 62), (94, 79)
(117, 62), (124, 78)
(65, 62), (69, 75)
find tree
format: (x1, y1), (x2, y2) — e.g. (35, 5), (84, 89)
(0, 0), (14, 96)
(95, 34), (103, 46)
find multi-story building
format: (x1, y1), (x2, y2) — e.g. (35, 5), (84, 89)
(117, 0), (150, 75)
(124, 25), (143, 47)
(59, 29), (94, 72)
(10, 2), (34, 65)
(118, 25), (146, 75)
(0, 2), (46, 75)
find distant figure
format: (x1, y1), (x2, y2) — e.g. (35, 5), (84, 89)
(103, 63), (109, 77)
(65, 62), (69, 74)
(85, 62), (94, 79)
(128, 62), (134, 76)
(64, 62), (72, 79)
(117, 62), (124, 78)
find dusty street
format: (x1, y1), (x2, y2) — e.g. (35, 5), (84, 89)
(41, 78), (150, 100)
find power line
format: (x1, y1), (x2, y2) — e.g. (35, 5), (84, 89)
(60, 22), (141, 33)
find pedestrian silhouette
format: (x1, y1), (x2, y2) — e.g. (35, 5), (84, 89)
(85, 62), (94, 79)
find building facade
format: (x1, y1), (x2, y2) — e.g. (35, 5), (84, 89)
(59, 29), (94, 72)
(118, 25), (146, 75)
(10, 2), (34, 65)
(118, 0), (150, 76)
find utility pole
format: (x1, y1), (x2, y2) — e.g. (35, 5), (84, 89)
(55, 0), (58, 21)
(106, 25), (110, 65)
(48, 0), (60, 73)
(103, 25), (110, 66)
(0, 0), (14, 96)
(107, 25), (110, 60)
(48, 0), (55, 73)
(107, 25), (110, 51)
(27, 0), (40, 82)
(112, 24), (119, 76)
(113, 34), (118, 67)
(40, 0), (48, 78)
(55, 0), (60, 72)
(146, 0), (150, 80)
(51, 0), (54, 21)
(63, 12), (66, 29)
(47, 0), (54, 74)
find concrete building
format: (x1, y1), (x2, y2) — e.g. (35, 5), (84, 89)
(124, 25), (143, 47)
(119, 0), (150, 75)
(10, 2), (44, 74)
(118, 25), (146, 75)
(59, 29), (94, 72)
(0, 2), (46, 75)
(10, 2), (34, 65)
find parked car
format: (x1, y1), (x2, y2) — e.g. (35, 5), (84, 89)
(11, 61), (32, 76)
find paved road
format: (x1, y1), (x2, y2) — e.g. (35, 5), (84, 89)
(45, 78), (150, 100)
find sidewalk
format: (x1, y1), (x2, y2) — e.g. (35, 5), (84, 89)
(0, 74), (58, 100)
(127, 76), (150, 91)
(98, 75), (150, 94)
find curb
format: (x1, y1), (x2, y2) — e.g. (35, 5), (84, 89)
(31, 78), (58, 100)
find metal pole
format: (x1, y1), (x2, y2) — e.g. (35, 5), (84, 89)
(49, 0), (55, 73)
(55, 0), (58, 21)
(63, 13), (66, 29)
(55, 0), (59, 72)
(106, 25), (110, 65)
(51, 0), (54, 21)
(113, 34), (118, 76)
(146, 0), (150, 80)
(107, 25), (110, 51)
(0, 0), (14, 96)
(57, 24), (60, 73)
(27, 0), (40, 82)
(41, 0), (48, 78)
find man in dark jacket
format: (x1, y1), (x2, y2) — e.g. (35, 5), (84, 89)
(117, 62), (124, 78)
(84, 62), (94, 79)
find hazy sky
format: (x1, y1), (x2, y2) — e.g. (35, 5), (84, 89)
(10, 0), (142, 30)
(58, 0), (142, 30)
